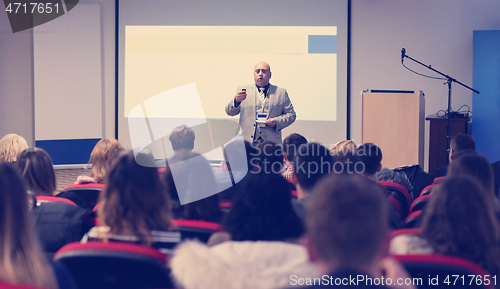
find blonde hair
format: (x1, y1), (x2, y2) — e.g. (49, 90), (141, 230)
(329, 140), (357, 154)
(89, 138), (123, 183)
(0, 163), (58, 288)
(0, 134), (28, 163)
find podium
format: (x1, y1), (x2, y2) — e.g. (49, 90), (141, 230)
(426, 115), (470, 175)
(361, 90), (425, 169)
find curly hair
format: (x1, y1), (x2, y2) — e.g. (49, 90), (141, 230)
(421, 175), (500, 277)
(89, 138), (124, 183)
(0, 134), (28, 163)
(99, 150), (172, 246)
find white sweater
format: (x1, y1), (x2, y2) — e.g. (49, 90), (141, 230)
(170, 240), (321, 289)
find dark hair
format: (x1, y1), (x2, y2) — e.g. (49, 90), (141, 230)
(223, 173), (303, 241)
(169, 125), (195, 151)
(421, 175), (500, 276)
(283, 133), (308, 162)
(448, 153), (496, 198)
(294, 143), (333, 191)
(165, 151), (223, 223)
(253, 141), (284, 175)
(0, 163), (58, 287)
(306, 173), (388, 266)
(16, 148), (56, 196)
(99, 151), (172, 246)
(357, 143), (382, 175)
(450, 133), (475, 152)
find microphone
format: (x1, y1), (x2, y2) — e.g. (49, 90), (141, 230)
(401, 48), (406, 63)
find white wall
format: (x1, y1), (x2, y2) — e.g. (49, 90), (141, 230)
(0, 8), (35, 146)
(351, 0), (500, 171)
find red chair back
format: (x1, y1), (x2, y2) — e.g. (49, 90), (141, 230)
(404, 210), (422, 228)
(54, 241), (173, 289)
(56, 183), (104, 209)
(420, 184), (435, 197)
(378, 181), (411, 218)
(172, 219), (222, 243)
(0, 283), (51, 289)
(410, 194), (432, 213)
(36, 196), (77, 206)
(394, 254), (492, 289)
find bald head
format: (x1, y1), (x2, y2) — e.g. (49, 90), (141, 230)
(254, 61), (272, 87)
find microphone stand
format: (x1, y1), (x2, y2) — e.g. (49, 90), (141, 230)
(402, 50), (480, 165)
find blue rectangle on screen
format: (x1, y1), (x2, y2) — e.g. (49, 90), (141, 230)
(308, 35), (336, 54)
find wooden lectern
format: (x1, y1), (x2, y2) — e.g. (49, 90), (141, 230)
(361, 90), (425, 169)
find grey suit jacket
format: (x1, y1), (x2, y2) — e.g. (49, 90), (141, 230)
(225, 84), (296, 144)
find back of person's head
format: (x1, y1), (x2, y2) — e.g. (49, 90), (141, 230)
(283, 133), (308, 162)
(89, 138), (124, 183)
(223, 173), (303, 241)
(357, 143), (383, 176)
(331, 151), (361, 175)
(0, 163), (57, 288)
(329, 139), (357, 155)
(447, 152), (495, 198)
(99, 150), (172, 245)
(254, 141), (284, 175)
(421, 175), (500, 276)
(305, 173), (388, 268)
(164, 150), (222, 223)
(169, 125), (195, 151)
(16, 148), (56, 196)
(0, 134), (28, 163)
(294, 143), (333, 191)
(450, 133), (475, 152)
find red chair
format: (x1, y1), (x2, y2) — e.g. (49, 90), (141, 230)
(36, 196), (77, 207)
(56, 183), (104, 209)
(420, 184), (435, 197)
(394, 255), (492, 289)
(404, 210), (422, 228)
(388, 195), (402, 220)
(433, 176), (446, 184)
(378, 181), (411, 218)
(410, 194), (432, 213)
(172, 219), (222, 243)
(54, 242), (174, 289)
(389, 228), (421, 240)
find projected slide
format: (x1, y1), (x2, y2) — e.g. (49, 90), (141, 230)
(124, 26), (337, 122)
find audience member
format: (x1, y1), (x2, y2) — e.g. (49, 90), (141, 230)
(83, 150), (181, 253)
(0, 133), (28, 163)
(171, 173), (317, 289)
(165, 150), (223, 223)
(169, 124), (195, 153)
(433, 133), (475, 178)
(357, 143), (402, 229)
(291, 143), (333, 220)
(358, 142), (414, 200)
(17, 147), (56, 196)
(287, 173), (412, 289)
(282, 133), (308, 180)
(76, 138), (123, 184)
(390, 175), (500, 278)
(447, 151), (496, 198)
(329, 139), (357, 155)
(0, 163), (75, 289)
